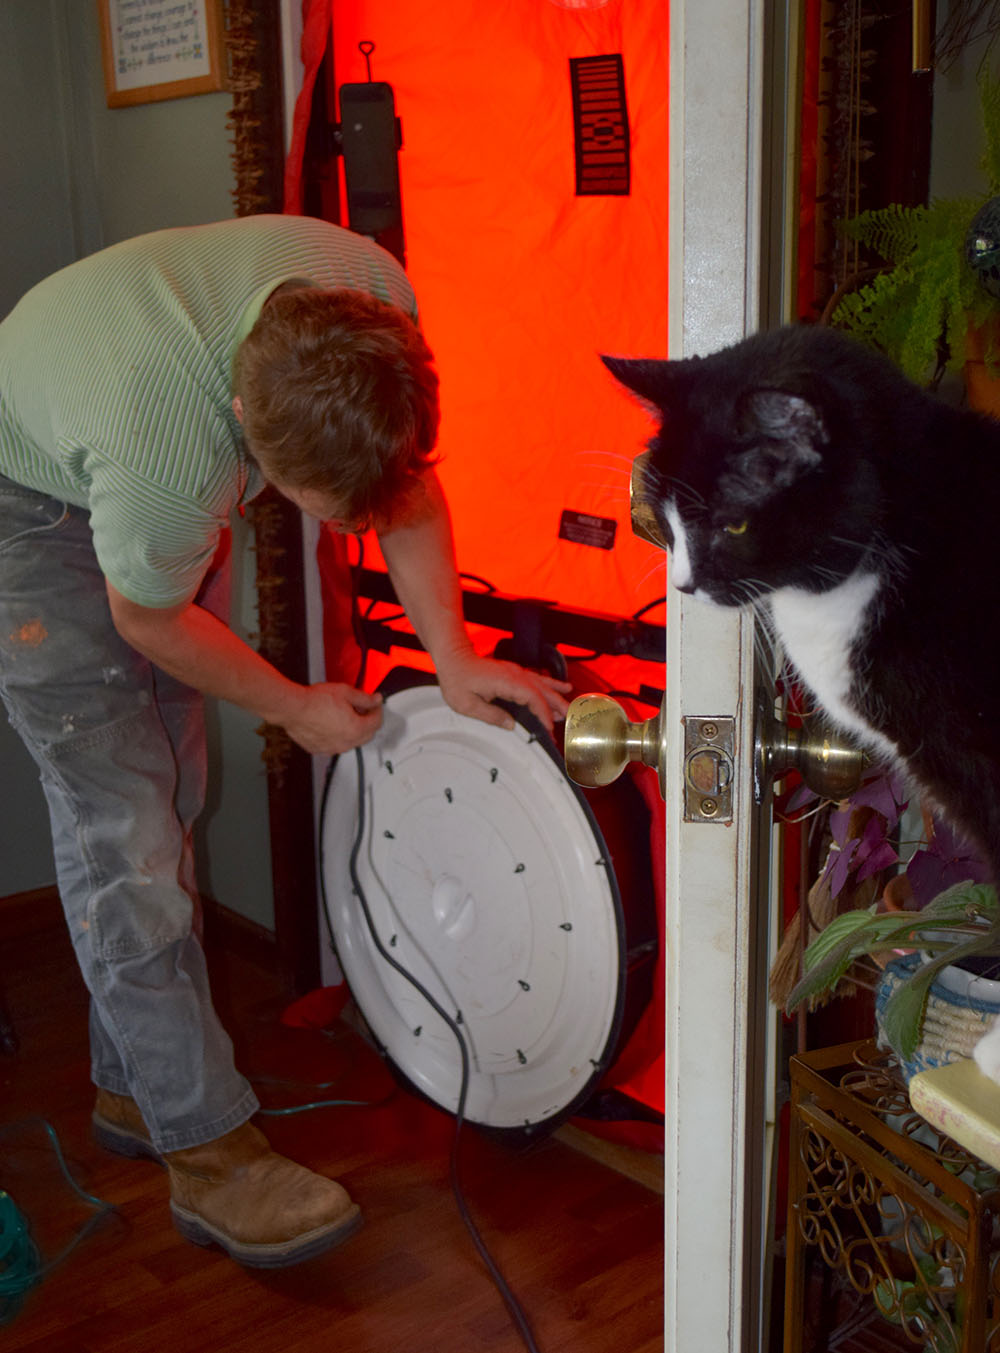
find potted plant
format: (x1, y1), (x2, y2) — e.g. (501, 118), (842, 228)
(780, 767), (1000, 1070)
(829, 69), (1000, 397)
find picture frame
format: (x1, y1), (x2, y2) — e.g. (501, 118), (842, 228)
(97, 0), (227, 109)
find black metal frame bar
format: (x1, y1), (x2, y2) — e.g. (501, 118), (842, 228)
(355, 567), (666, 664)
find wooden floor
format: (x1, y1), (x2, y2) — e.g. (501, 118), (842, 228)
(0, 893), (664, 1353)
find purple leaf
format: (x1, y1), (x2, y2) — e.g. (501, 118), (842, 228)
(829, 805), (853, 848)
(925, 812), (988, 867)
(848, 773), (907, 827)
(905, 814), (991, 907)
(828, 837), (861, 897)
(784, 781), (819, 813)
(847, 812), (899, 885)
(856, 839), (900, 884)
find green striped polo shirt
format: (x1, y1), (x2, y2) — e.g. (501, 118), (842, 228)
(0, 214), (417, 608)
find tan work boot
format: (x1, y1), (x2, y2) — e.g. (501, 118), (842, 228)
(165, 1121), (362, 1268)
(92, 1087), (161, 1163)
(93, 1090), (362, 1267)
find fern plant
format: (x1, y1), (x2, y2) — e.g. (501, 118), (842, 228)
(831, 70), (1000, 384)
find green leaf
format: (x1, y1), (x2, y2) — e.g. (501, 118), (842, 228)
(786, 928), (875, 1010)
(784, 884), (1000, 1016)
(879, 978), (932, 1062)
(802, 906), (879, 969)
(831, 196), (988, 381)
(921, 880), (999, 923)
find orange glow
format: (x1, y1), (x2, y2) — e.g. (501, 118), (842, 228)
(289, 0), (669, 620)
(288, 0), (669, 1128)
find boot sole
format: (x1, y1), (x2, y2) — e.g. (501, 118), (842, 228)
(169, 1200), (364, 1268)
(92, 1115), (164, 1165)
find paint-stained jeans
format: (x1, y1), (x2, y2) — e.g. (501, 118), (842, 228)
(0, 474), (258, 1151)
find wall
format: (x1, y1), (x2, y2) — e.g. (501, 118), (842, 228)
(929, 18), (994, 201)
(0, 0), (275, 928)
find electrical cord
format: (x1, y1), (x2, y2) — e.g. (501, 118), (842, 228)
(251, 1072), (390, 1118)
(0, 1118), (115, 1325)
(257, 1098), (378, 1117)
(331, 746), (541, 1353)
(342, 534), (540, 1350)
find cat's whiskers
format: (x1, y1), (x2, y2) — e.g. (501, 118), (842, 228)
(573, 449), (638, 465)
(574, 456), (638, 499)
(753, 631), (782, 684)
(577, 449), (637, 468)
(735, 577), (771, 607)
(636, 552), (668, 592)
(575, 452), (634, 473)
(751, 602), (809, 699)
(576, 458), (636, 484)
(747, 600), (784, 682)
(577, 479), (632, 498)
(808, 563), (846, 588)
(829, 533), (904, 573)
(661, 476), (707, 516)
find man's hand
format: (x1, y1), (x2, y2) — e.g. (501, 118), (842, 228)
(375, 474), (572, 734)
(435, 651), (571, 734)
(280, 683), (383, 755)
(105, 581), (383, 755)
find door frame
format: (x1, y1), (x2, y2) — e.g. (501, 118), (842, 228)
(664, 2), (790, 1349)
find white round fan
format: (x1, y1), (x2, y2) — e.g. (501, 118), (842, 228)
(319, 671), (646, 1134)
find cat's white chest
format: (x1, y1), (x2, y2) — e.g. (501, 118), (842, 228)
(767, 572), (898, 762)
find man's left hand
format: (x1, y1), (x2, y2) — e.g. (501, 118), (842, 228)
(436, 652), (572, 734)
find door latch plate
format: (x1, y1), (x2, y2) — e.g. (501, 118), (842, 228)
(683, 716), (736, 822)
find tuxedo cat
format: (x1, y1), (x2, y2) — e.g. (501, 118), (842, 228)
(603, 324), (1000, 885)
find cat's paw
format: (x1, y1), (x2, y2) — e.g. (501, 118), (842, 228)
(973, 1016), (1000, 1085)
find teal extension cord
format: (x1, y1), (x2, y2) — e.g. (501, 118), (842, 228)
(0, 1118), (114, 1325)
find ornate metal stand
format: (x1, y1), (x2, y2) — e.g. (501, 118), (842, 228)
(784, 1041), (1000, 1352)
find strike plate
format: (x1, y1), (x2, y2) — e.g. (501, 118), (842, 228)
(683, 716), (736, 823)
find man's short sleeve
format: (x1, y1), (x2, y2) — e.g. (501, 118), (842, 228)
(87, 455), (228, 608)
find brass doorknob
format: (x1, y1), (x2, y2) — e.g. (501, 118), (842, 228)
(564, 688), (870, 810)
(754, 693), (868, 802)
(564, 693), (666, 797)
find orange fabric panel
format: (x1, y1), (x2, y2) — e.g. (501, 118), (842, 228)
(290, 0), (669, 620)
(288, 0), (669, 1126)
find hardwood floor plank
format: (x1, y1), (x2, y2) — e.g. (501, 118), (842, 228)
(1, 897), (664, 1352)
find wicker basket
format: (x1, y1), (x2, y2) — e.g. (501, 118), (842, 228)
(875, 952), (1000, 1082)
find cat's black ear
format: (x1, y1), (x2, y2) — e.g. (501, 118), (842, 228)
(736, 390), (826, 493)
(601, 355), (690, 410)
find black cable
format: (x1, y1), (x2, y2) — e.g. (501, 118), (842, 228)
(344, 750), (542, 1353)
(337, 541), (541, 1352)
(457, 572), (496, 593)
(631, 595), (666, 621)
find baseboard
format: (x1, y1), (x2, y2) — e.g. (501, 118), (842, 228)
(0, 883), (61, 939)
(201, 895), (277, 966)
(555, 1122), (665, 1194)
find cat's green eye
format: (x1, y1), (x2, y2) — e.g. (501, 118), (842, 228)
(724, 520), (749, 537)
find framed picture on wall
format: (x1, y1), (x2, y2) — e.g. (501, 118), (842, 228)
(97, 0), (227, 108)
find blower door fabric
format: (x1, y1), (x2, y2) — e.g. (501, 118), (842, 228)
(285, 0), (669, 1133)
(286, 0), (669, 621)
